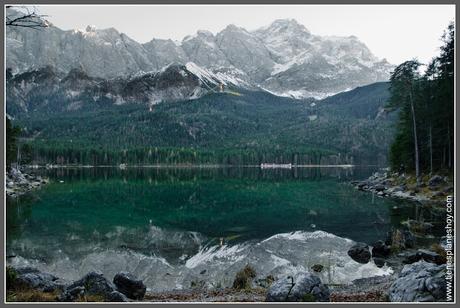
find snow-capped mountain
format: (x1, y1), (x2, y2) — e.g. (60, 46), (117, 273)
(6, 62), (251, 116)
(6, 9), (393, 99)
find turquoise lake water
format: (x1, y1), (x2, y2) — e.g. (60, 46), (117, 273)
(6, 166), (428, 290)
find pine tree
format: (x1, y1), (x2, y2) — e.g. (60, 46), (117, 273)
(388, 60), (422, 183)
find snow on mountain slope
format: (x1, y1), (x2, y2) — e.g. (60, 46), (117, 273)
(6, 61), (254, 116)
(6, 8), (393, 100)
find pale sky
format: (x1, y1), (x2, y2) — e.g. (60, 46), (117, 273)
(27, 5), (455, 65)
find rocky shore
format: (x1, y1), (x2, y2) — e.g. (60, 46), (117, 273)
(6, 243), (450, 304)
(351, 170), (453, 205)
(6, 167), (49, 198)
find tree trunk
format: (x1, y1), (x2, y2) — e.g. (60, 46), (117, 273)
(409, 90), (420, 185)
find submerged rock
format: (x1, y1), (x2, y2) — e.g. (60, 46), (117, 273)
(389, 261), (446, 302)
(113, 272), (146, 300)
(347, 242), (371, 264)
(266, 272), (329, 302)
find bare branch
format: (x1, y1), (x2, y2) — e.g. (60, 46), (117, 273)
(6, 6), (49, 29)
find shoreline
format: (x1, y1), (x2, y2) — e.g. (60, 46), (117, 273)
(351, 169), (453, 205)
(6, 167), (49, 198)
(25, 163), (357, 169)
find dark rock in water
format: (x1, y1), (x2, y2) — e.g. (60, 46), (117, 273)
(372, 240), (391, 258)
(347, 242), (371, 264)
(403, 250), (445, 265)
(200, 269), (207, 275)
(374, 184), (386, 192)
(14, 267), (64, 292)
(266, 272), (329, 302)
(356, 182), (369, 190)
(311, 264), (324, 272)
(63, 271), (116, 301)
(428, 175), (444, 187)
(389, 261), (446, 302)
(113, 272), (146, 300)
(107, 290), (129, 302)
(373, 257), (386, 268)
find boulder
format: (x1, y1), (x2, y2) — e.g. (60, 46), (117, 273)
(428, 175), (444, 187)
(59, 286), (86, 302)
(266, 272), (329, 302)
(113, 272), (146, 300)
(62, 271), (116, 301)
(371, 240), (391, 258)
(13, 267), (64, 292)
(347, 242), (371, 264)
(403, 250), (445, 265)
(107, 290), (129, 302)
(373, 257), (386, 268)
(374, 184), (386, 192)
(356, 181), (370, 189)
(389, 261), (446, 302)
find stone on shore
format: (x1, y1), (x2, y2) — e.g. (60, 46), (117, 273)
(266, 272), (330, 302)
(347, 242), (371, 264)
(13, 267), (65, 293)
(371, 240), (391, 258)
(389, 261), (446, 302)
(402, 249), (445, 265)
(113, 272), (146, 300)
(59, 271), (117, 302)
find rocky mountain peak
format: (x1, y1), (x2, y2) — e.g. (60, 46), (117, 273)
(6, 14), (393, 99)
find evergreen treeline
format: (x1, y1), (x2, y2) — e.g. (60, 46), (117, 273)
(388, 23), (454, 179)
(8, 81), (392, 166)
(25, 141), (343, 166)
(6, 118), (21, 169)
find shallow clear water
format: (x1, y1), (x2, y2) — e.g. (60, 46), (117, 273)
(6, 166), (424, 291)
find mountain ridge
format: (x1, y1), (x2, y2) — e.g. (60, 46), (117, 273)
(6, 10), (393, 99)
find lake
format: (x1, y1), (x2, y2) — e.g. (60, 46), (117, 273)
(6, 166), (427, 291)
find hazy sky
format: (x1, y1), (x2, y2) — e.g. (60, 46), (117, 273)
(29, 5), (455, 65)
